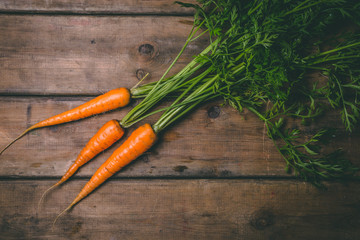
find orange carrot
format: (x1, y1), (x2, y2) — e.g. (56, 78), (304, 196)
(39, 119), (125, 206)
(0, 88), (130, 155)
(53, 123), (157, 223)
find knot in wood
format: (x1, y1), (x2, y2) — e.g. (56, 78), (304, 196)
(136, 69), (147, 81)
(250, 210), (274, 230)
(207, 106), (221, 119)
(138, 44), (154, 56)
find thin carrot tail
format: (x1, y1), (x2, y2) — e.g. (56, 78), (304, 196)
(38, 182), (61, 210)
(0, 126), (37, 155)
(52, 201), (76, 230)
(38, 164), (80, 211)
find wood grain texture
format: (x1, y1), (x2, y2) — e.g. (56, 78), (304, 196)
(0, 0), (196, 15)
(1, 179), (360, 240)
(0, 97), (283, 178)
(0, 14), (206, 95)
(0, 97), (359, 178)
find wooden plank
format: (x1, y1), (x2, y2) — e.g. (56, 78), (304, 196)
(0, 97), (359, 178)
(0, 15), (206, 95)
(0, 97), (285, 178)
(0, 179), (359, 240)
(0, 0), (196, 15)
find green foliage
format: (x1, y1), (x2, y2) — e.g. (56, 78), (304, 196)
(131, 0), (360, 186)
(172, 0), (360, 185)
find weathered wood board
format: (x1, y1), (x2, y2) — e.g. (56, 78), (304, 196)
(0, 96), (358, 178)
(0, 14), (205, 95)
(0, 96), (283, 178)
(1, 180), (360, 240)
(0, 0), (196, 15)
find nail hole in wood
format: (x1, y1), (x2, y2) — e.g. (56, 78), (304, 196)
(141, 154), (149, 163)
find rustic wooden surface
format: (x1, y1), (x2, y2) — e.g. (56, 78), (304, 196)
(0, 1), (360, 239)
(2, 180), (360, 240)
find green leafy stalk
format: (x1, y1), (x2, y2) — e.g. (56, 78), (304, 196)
(153, 75), (220, 133)
(121, 21), (216, 128)
(149, 0), (360, 185)
(118, 0), (360, 186)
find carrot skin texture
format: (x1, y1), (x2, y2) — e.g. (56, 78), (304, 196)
(38, 119), (125, 208)
(70, 123), (157, 206)
(0, 88), (130, 155)
(59, 119), (125, 185)
(32, 88), (130, 129)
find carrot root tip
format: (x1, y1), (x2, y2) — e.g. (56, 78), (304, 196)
(38, 182), (61, 211)
(52, 202), (75, 230)
(0, 127), (35, 155)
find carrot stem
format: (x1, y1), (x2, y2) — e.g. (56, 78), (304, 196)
(131, 73), (149, 91)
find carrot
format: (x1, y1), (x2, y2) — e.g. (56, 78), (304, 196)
(0, 88), (130, 155)
(39, 119), (124, 207)
(53, 123), (157, 224)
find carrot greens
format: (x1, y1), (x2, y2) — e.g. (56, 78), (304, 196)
(133, 0), (360, 186)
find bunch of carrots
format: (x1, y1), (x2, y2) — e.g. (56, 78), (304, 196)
(1, 0), (360, 224)
(0, 13), (209, 222)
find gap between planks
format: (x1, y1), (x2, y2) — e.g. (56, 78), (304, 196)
(0, 174), (358, 193)
(0, 0), (197, 16)
(0, 11), (194, 17)
(0, 174), (305, 181)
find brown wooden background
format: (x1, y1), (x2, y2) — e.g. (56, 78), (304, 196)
(1, 1), (360, 239)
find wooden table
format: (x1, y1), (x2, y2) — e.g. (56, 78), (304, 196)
(1, 1), (360, 239)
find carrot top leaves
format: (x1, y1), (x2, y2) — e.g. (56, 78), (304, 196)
(150, 0), (360, 185)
